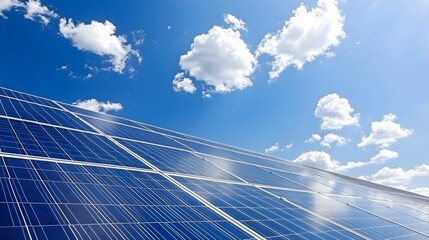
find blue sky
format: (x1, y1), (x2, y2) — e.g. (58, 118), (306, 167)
(1, 0), (429, 196)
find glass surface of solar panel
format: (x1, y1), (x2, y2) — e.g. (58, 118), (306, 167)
(82, 115), (192, 151)
(332, 195), (429, 234)
(0, 87), (59, 108)
(0, 118), (148, 168)
(0, 157), (251, 239)
(57, 102), (147, 129)
(196, 154), (310, 190)
(175, 137), (310, 171)
(266, 190), (429, 239)
(118, 139), (242, 181)
(176, 177), (362, 239)
(142, 123), (279, 161)
(0, 96), (96, 132)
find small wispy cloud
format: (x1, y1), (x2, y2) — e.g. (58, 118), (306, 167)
(72, 99), (123, 113)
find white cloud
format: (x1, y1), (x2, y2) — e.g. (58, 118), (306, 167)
(223, 13), (247, 31)
(131, 29), (145, 46)
(0, 0), (22, 18)
(370, 149), (398, 163)
(358, 114), (413, 148)
(59, 18), (140, 73)
(257, 0), (345, 80)
(23, 0), (57, 25)
(410, 187), (429, 197)
(293, 151), (366, 172)
(360, 165), (429, 189)
(285, 143), (293, 149)
(320, 133), (348, 148)
(177, 24), (256, 96)
(72, 99), (123, 113)
(265, 143), (279, 153)
(305, 134), (321, 142)
(315, 93), (359, 130)
(172, 72), (196, 93)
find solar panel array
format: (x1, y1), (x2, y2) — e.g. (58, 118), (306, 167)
(1, 86), (429, 239)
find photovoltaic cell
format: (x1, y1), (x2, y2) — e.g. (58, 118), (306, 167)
(0, 88), (59, 109)
(0, 118), (148, 168)
(0, 157), (251, 239)
(82, 115), (192, 151)
(175, 177), (361, 239)
(0, 96), (95, 132)
(118, 139), (241, 181)
(265, 190), (429, 239)
(1, 86), (429, 240)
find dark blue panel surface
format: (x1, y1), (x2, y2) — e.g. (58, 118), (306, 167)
(176, 177), (361, 239)
(0, 87), (59, 109)
(0, 96), (95, 132)
(265, 189), (429, 239)
(0, 157), (250, 240)
(82, 115), (192, 150)
(118, 139), (241, 181)
(0, 118), (148, 168)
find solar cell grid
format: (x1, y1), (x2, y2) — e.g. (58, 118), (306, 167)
(82, 115), (192, 151)
(0, 87), (59, 109)
(118, 139), (241, 182)
(0, 96), (95, 132)
(331, 195), (429, 234)
(265, 190), (429, 239)
(175, 176), (361, 239)
(0, 157), (252, 239)
(0, 118), (148, 168)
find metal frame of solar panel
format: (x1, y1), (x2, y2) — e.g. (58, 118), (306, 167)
(1, 86), (429, 240)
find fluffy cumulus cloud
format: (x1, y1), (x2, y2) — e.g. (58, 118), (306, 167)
(265, 143), (280, 153)
(358, 114), (413, 148)
(305, 134), (321, 143)
(293, 151), (368, 172)
(370, 149), (398, 163)
(72, 99), (123, 113)
(223, 13), (247, 31)
(176, 16), (256, 97)
(23, 0), (57, 25)
(59, 18), (141, 73)
(0, 0), (22, 18)
(315, 93), (359, 130)
(257, 0), (345, 80)
(320, 133), (349, 148)
(172, 72), (196, 93)
(360, 165), (429, 189)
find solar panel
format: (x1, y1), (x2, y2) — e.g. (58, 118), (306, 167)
(1, 86), (429, 239)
